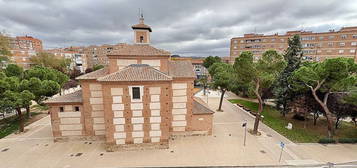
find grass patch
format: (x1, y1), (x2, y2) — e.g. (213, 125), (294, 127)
(228, 99), (357, 143)
(0, 112), (41, 139)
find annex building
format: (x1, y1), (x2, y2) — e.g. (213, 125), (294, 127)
(45, 16), (214, 150)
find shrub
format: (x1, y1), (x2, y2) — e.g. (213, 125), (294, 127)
(338, 138), (357, 143)
(292, 114), (305, 121)
(318, 138), (336, 144)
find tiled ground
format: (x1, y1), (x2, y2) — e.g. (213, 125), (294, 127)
(1, 92), (356, 168)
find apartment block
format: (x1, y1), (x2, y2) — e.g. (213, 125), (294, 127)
(9, 35), (43, 69)
(230, 26), (357, 63)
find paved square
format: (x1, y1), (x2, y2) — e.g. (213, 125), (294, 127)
(1, 94), (357, 168)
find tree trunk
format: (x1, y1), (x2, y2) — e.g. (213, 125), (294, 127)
(310, 88), (334, 138)
(203, 85), (206, 96)
(26, 106), (31, 118)
(17, 108), (25, 132)
(253, 81), (263, 135)
(313, 111), (319, 126)
(304, 110), (307, 129)
(217, 89), (225, 111)
(335, 117), (340, 129)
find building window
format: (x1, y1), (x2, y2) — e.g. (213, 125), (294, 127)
(327, 49), (332, 53)
(350, 49), (356, 53)
(233, 46), (237, 49)
(328, 42), (333, 47)
(338, 50), (344, 54)
(233, 40), (238, 43)
(339, 42), (345, 46)
(130, 86), (143, 102)
(59, 107), (64, 112)
(328, 35), (335, 39)
(240, 40), (244, 43)
(341, 35), (347, 39)
(132, 87), (140, 99)
(140, 36), (144, 43)
(319, 36), (324, 40)
(271, 38), (275, 42)
(74, 106), (80, 112)
(280, 39), (284, 42)
(351, 42), (357, 46)
(353, 35), (357, 39)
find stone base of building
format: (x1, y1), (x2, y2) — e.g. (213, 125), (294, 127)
(54, 135), (105, 142)
(105, 142), (169, 152)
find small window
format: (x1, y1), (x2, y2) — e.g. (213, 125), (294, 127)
(59, 107), (64, 112)
(74, 106), (80, 112)
(140, 36), (144, 43)
(132, 87), (141, 99)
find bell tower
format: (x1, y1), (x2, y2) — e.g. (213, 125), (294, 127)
(132, 10), (152, 44)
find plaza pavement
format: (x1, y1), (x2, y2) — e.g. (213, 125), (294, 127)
(0, 91), (356, 168)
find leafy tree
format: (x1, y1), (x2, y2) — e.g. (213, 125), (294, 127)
(30, 52), (71, 74)
(0, 75), (34, 132)
(327, 93), (357, 129)
(274, 35), (303, 116)
(203, 56), (221, 69)
(0, 33), (12, 65)
(234, 50), (286, 134)
(208, 62), (234, 111)
(290, 57), (357, 137)
(93, 64), (105, 71)
(4, 64), (23, 77)
(197, 75), (208, 95)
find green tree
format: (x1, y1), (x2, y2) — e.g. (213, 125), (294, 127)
(198, 75), (209, 95)
(30, 52), (71, 74)
(0, 33), (12, 66)
(93, 64), (105, 71)
(203, 56), (221, 69)
(208, 62), (234, 111)
(234, 50), (286, 134)
(290, 57), (357, 137)
(4, 64), (23, 77)
(274, 35), (303, 116)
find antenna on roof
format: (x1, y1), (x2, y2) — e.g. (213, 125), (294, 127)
(138, 8), (144, 23)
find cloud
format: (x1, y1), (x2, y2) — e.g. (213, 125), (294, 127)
(0, 0), (356, 56)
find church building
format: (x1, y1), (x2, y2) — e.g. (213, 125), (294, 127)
(45, 16), (214, 150)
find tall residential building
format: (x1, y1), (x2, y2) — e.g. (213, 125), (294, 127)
(230, 26), (357, 63)
(9, 35), (43, 69)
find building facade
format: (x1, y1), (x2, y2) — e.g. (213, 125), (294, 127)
(45, 17), (214, 151)
(230, 27), (357, 63)
(9, 35), (43, 69)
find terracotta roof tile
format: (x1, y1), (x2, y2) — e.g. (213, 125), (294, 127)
(132, 23), (152, 32)
(108, 44), (170, 56)
(44, 90), (82, 104)
(76, 68), (108, 80)
(193, 97), (215, 115)
(168, 61), (196, 78)
(98, 64), (172, 82)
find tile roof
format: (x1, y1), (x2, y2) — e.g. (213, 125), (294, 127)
(76, 68), (108, 80)
(168, 61), (196, 78)
(44, 90), (82, 104)
(193, 97), (215, 115)
(132, 23), (152, 32)
(97, 64), (172, 82)
(108, 44), (170, 56)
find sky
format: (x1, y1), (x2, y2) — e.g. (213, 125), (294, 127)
(1, 0), (357, 57)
